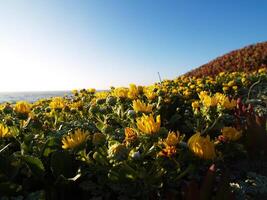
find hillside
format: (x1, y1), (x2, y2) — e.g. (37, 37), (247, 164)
(185, 41), (267, 77)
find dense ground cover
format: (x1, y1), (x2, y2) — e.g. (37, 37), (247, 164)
(0, 68), (266, 199)
(185, 41), (267, 77)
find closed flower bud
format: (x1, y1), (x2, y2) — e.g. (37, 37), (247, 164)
(92, 132), (106, 146)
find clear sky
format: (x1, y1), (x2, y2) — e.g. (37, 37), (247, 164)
(0, 0), (266, 92)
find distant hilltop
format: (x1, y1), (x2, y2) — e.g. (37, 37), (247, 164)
(185, 41), (267, 77)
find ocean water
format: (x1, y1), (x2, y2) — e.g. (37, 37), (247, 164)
(0, 91), (72, 103)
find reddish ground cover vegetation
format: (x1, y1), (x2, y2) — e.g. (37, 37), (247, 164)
(185, 41), (267, 77)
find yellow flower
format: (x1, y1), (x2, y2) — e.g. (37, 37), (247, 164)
(133, 100), (153, 113)
(113, 87), (129, 98)
(158, 145), (177, 157)
(227, 80), (235, 87)
(189, 85), (195, 89)
(232, 86), (238, 91)
(165, 131), (180, 146)
(183, 90), (191, 98)
(187, 132), (216, 160)
(0, 124), (10, 138)
(128, 84), (139, 99)
(71, 89), (79, 95)
(136, 114), (161, 135)
(241, 77), (247, 85)
(219, 72), (225, 76)
(50, 97), (65, 109)
(198, 83), (204, 88)
(196, 88), (202, 93)
(62, 129), (89, 149)
(198, 91), (209, 99)
(191, 101), (200, 110)
(258, 68), (267, 74)
(223, 86), (229, 92)
(201, 95), (217, 108)
(124, 127), (137, 144)
(221, 127), (242, 141)
(87, 88), (96, 94)
(95, 91), (109, 99)
(172, 89), (178, 94)
(222, 98), (236, 110)
(108, 143), (128, 160)
(144, 87), (157, 100)
(69, 101), (83, 110)
(14, 101), (32, 114)
(214, 93), (236, 110)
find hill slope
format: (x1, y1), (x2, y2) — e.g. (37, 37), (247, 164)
(185, 41), (267, 77)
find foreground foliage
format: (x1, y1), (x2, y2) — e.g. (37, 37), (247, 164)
(0, 68), (266, 199)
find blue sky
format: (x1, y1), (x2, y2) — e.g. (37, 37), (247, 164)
(0, 0), (266, 91)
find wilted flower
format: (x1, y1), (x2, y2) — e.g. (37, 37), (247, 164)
(132, 100), (153, 113)
(165, 131), (181, 146)
(14, 101), (31, 114)
(136, 114), (161, 135)
(187, 132), (216, 160)
(124, 127), (137, 144)
(158, 145), (177, 157)
(62, 129), (89, 149)
(221, 127), (242, 141)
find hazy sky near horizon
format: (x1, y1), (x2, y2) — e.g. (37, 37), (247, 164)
(0, 0), (266, 92)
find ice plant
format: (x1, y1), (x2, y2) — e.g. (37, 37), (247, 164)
(221, 127), (242, 141)
(62, 129), (89, 149)
(50, 97), (65, 109)
(128, 84), (139, 99)
(92, 132), (106, 146)
(124, 127), (137, 144)
(144, 86), (157, 100)
(112, 87), (129, 98)
(0, 124), (10, 138)
(165, 131), (180, 146)
(108, 143), (128, 161)
(87, 88), (96, 94)
(14, 101), (31, 114)
(187, 132), (216, 160)
(215, 93), (237, 109)
(95, 91), (109, 99)
(158, 145), (177, 157)
(158, 131), (181, 157)
(202, 95), (217, 108)
(132, 100), (153, 113)
(191, 101), (200, 110)
(136, 114), (161, 135)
